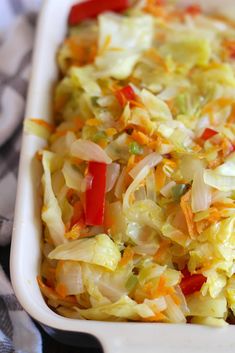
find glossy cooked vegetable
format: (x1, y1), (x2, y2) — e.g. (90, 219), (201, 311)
(34, 0), (235, 325)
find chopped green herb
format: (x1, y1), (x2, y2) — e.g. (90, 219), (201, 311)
(172, 184), (188, 201)
(129, 141), (143, 155)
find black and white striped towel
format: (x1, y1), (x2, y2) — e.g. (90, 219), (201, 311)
(0, 1), (42, 352)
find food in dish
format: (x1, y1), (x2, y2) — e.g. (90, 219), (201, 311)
(28, 0), (235, 325)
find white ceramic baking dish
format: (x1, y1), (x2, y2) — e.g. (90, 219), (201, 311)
(10, 0), (235, 352)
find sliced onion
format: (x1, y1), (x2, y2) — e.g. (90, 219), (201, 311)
(123, 166), (150, 210)
(160, 181), (176, 198)
(134, 185), (147, 201)
(164, 295), (186, 323)
(146, 169), (156, 202)
(129, 152), (162, 179)
(71, 139), (112, 164)
(192, 168), (212, 213)
(115, 166), (127, 199)
(106, 163), (120, 192)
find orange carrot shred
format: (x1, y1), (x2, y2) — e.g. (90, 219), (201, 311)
(131, 130), (151, 145)
(30, 119), (55, 132)
(55, 283), (68, 298)
(180, 190), (198, 239)
(155, 163), (166, 191)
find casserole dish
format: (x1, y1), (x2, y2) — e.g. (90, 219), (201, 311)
(10, 0), (235, 352)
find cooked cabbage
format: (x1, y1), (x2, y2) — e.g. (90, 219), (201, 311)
(48, 234), (121, 271)
(41, 151), (66, 246)
(38, 0), (235, 325)
(95, 13), (154, 79)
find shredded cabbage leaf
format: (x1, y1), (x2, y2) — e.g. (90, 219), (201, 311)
(48, 234), (121, 271)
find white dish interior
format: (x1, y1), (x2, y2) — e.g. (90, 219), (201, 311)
(11, 1), (235, 352)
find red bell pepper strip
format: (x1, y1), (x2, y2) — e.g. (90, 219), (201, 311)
(185, 4), (202, 16)
(180, 273), (207, 296)
(200, 128), (218, 141)
(68, 0), (130, 26)
(115, 85), (136, 107)
(85, 161), (107, 226)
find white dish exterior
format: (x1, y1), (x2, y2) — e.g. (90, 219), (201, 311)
(10, 1), (235, 352)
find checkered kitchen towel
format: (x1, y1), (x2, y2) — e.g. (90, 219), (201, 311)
(0, 0), (42, 352)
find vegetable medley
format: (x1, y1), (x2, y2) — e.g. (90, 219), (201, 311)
(32, 0), (235, 325)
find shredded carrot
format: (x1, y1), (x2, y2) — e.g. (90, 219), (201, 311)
(86, 118), (101, 127)
(129, 100), (145, 109)
(70, 200), (84, 228)
(155, 163), (166, 191)
(37, 276), (76, 304)
(126, 154), (136, 173)
(144, 48), (168, 71)
(207, 208), (222, 223)
(180, 190), (198, 239)
(163, 158), (177, 169)
(208, 156), (222, 169)
(97, 138), (108, 148)
(66, 37), (85, 59)
(30, 119), (55, 132)
(144, 276), (180, 305)
(36, 151), (42, 161)
(74, 117), (85, 130)
(144, 0), (167, 18)
(131, 130), (151, 145)
(66, 37), (97, 66)
(51, 130), (68, 139)
(223, 39), (235, 59)
(227, 104), (235, 124)
(105, 127), (117, 137)
(70, 157), (83, 166)
(202, 98), (235, 115)
(148, 140), (159, 150)
(65, 222), (85, 240)
(154, 239), (170, 261)
(142, 312), (166, 322)
(55, 283), (68, 298)
(213, 202), (235, 209)
(119, 246), (134, 266)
